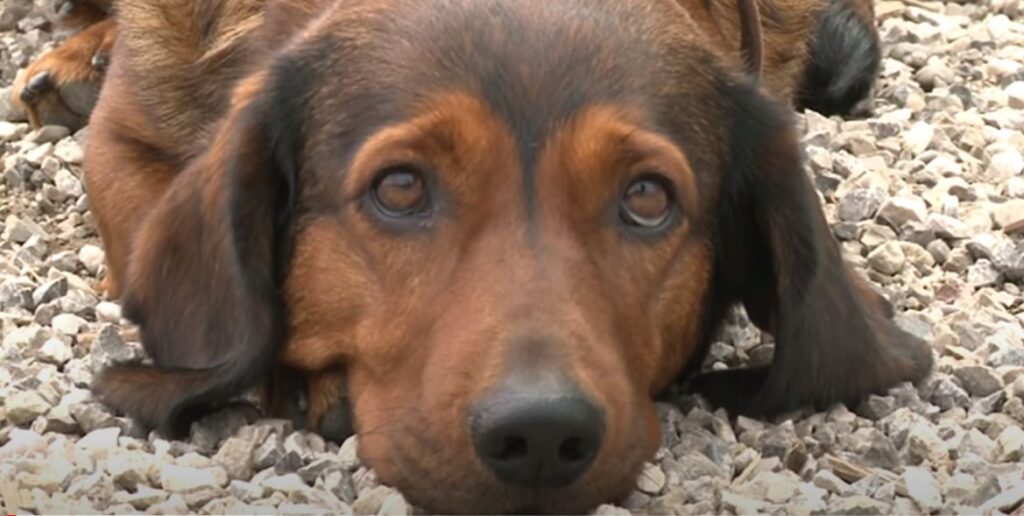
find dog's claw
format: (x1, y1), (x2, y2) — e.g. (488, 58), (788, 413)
(20, 71), (54, 103)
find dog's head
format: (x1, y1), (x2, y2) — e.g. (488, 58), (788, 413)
(95, 0), (931, 512)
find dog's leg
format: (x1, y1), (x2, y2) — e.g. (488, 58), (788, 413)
(13, 17), (115, 130)
(83, 61), (176, 299)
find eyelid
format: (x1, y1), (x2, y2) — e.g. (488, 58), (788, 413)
(343, 124), (430, 201)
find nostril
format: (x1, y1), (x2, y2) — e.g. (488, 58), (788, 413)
(470, 386), (606, 489)
(494, 435), (528, 461)
(558, 436), (587, 463)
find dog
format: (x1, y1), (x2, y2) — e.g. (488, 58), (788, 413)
(15, 0), (932, 513)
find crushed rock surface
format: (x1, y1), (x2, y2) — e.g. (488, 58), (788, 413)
(2, 0), (1024, 514)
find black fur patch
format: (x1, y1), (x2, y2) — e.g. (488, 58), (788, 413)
(685, 73), (932, 415)
(798, 0), (881, 116)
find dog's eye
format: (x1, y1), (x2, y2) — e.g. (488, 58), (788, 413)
(371, 167), (429, 217)
(620, 176), (672, 228)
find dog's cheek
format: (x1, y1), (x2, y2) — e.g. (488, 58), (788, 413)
(648, 241), (715, 393)
(280, 219), (378, 370)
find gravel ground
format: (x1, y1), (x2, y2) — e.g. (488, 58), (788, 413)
(2, 0), (1024, 514)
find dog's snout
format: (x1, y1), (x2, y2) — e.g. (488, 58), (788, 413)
(470, 380), (605, 489)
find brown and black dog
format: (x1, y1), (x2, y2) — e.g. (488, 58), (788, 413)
(16, 0), (930, 513)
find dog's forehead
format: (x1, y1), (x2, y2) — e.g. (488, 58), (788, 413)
(296, 0), (719, 145)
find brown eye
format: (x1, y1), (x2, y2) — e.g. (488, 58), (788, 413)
(620, 177), (673, 229)
(371, 167), (429, 217)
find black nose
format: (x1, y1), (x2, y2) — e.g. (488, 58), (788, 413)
(470, 385), (605, 489)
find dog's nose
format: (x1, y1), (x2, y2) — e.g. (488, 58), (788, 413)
(469, 382), (605, 489)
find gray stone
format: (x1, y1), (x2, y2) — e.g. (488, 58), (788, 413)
(3, 215), (49, 243)
(117, 485), (168, 511)
(828, 495), (890, 515)
(59, 289), (99, 316)
(275, 451), (304, 474)
(979, 486), (1024, 513)
(664, 451), (729, 481)
(953, 366), (1004, 397)
(43, 403), (79, 434)
(253, 437), (286, 471)
(35, 337), (72, 366)
(839, 189), (885, 222)
(915, 62), (956, 90)
(95, 301), (122, 323)
(262, 472), (309, 496)
(90, 324), (136, 373)
(338, 436), (361, 471)
(928, 214), (970, 240)
(107, 451), (155, 491)
(813, 469), (851, 495)
(737, 471), (802, 504)
(903, 467), (943, 513)
(903, 122), (935, 155)
(868, 241), (907, 275)
(70, 402), (119, 433)
(213, 436), (255, 481)
(908, 420), (949, 465)
(32, 277), (67, 306)
(636, 462), (666, 495)
(227, 480), (267, 502)
(879, 195), (928, 228)
(78, 244), (105, 274)
(352, 486), (394, 515)
(190, 404), (258, 451)
(5, 390), (51, 426)
(944, 248), (974, 273)
(988, 151), (1024, 182)
(991, 199), (1024, 229)
(929, 376), (971, 411)
(858, 429), (901, 470)
(27, 125), (70, 145)
(967, 259), (1002, 287)
(0, 278), (35, 310)
(379, 492), (411, 516)
(147, 494), (190, 514)
(54, 168), (83, 199)
(0, 0), (32, 32)
(50, 313), (86, 336)
(997, 425), (1024, 462)
(17, 457), (75, 494)
(297, 457), (343, 485)
(160, 464), (226, 493)
(54, 139), (85, 164)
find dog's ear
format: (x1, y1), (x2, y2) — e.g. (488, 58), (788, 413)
(691, 77), (933, 415)
(92, 69), (305, 437)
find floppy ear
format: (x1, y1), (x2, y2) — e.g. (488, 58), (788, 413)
(690, 77), (933, 415)
(91, 71), (303, 437)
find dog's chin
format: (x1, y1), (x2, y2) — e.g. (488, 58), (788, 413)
(369, 442), (645, 515)
(394, 479), (635, 515)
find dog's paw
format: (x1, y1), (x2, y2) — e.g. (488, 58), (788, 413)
(13, 54), (102, 130)
(13, 18), (114, 130)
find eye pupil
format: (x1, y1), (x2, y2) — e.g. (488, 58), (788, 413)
(373, 168), (428, 216)
(621, 177), (672, 228)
